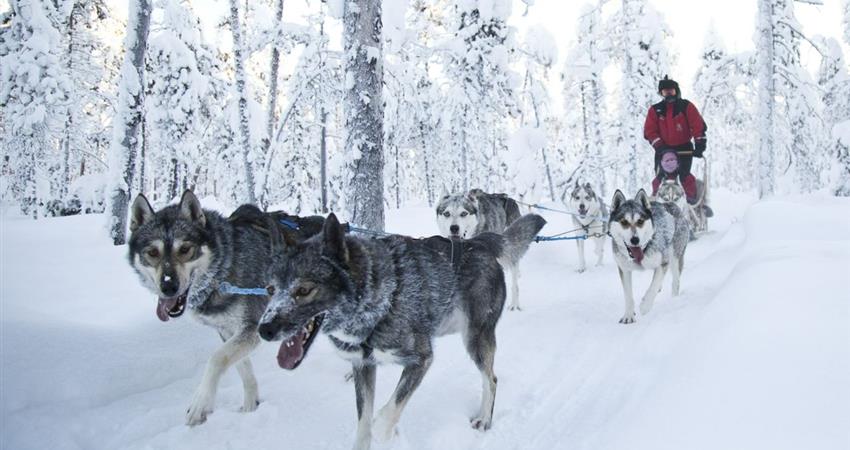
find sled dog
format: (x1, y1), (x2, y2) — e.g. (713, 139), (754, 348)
(258, 213), (546, 450)
(128, 190), (322, 425)
(608, 189), (688, 324)
(564, 181), (608, 272)
(436, 189), (531, 310)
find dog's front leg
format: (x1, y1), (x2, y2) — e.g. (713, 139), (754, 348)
(507, 265), (521, 311)
(640, 264), (668, 315)
(373, 355), (433, 442)
(352, 363), (376, 450)
(186, 331), (259, 426)
(618, 268), (636, 324)
(593, 235), (605, 267)
(235, 358), (259, 412)
(576, 239), (587, 273)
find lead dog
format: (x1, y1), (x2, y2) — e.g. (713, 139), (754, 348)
(127, 190), (323, 425)
(608, 189), (689, 324)
(257, 213), (545, 450)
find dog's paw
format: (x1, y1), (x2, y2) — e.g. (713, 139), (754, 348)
(508, 305), (522, 312)
(240, 399), (259, 413)
(575, 267), (586, 274)
(372, 409), (398, 443)
(470, 416), (492, 431)
(639, 298), (654, 315)
(619, 313), (635, 324)
(185, 389), (215, 426)
(344, 370), (355, 383)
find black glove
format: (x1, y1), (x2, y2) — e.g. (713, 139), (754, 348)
(652, 139), (666, 151)
(693, 139), (706, 158)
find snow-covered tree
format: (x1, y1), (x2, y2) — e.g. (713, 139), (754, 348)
(609, 0), (673, 193)
(228, 0), (257, 204)
(561, 2), (610, 196)
(1, 0), (71, 218)
(817, 36), (850, 195)
(755, 0), (826, 197)
(693, 27), (756, 191)
(441, 0), (520, 193)
(511, 26), (557, 203)
(343, 0), (384, 231)
(108, 0), (151, 244)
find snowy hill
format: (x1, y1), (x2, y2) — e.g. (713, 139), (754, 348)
(1, 191), (848, 450)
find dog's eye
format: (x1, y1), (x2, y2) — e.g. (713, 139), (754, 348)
(292, 285), (315, 303)
(636, 219), (645, 227)
(619, 219), (630, 228)
(460, 211), (468, 217)
(443, 211), (450, 218)
(146, 248), (160, 259)
(178, 244), (193, 256)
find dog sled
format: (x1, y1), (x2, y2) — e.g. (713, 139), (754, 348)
(680, 151), (711, 237)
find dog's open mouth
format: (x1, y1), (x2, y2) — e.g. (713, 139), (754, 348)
(277, 313), (325, 370)
(578, 207), (588, 217)
(156, 294), (187, 322)
(627, 245), (645, 264)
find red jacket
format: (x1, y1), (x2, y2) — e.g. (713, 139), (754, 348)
(644, 99), (706, 150)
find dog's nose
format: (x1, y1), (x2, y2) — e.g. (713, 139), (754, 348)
(450, 225), (459, 234)
(258, 322), (277, 341)
(630, 237), (640, 246)
(161, 280), (178, 297)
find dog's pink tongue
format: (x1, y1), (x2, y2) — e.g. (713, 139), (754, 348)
(628, 246), (645, 264)
(277, 332), (306, 370)
(156, 297), (178, 322)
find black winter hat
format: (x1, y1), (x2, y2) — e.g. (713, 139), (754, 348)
(658, 75), (679, 93)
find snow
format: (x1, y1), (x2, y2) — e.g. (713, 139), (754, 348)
(2, 191), (849, 449)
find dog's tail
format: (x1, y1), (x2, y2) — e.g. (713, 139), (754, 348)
(499, 213), (546, 265)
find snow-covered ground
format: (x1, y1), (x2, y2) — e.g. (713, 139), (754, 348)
(2, 190), (848, 450)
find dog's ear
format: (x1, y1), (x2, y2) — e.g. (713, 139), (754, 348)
(179, 190), (206, 227)
(635, 189), (652, 210)
(611, 190), (626, 211)
(322, 213), (348, 263)
(130, 194), (155, 232)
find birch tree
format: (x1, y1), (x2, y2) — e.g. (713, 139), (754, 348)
(228, 0), (256, 204)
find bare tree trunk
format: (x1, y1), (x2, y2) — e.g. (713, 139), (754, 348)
(420, 123), (433, 205)
(757, 0), (776, 198)
(258, 0), (284, 207)
(229, 0), (256, 204)
(344, 0), (384, 231)
(139, 115), (146, 192)
(320, 107), (328, 213)
(109, 0), (151, 245)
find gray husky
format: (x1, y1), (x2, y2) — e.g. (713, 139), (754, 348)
(128, 190), (323, 425)
(564, 181), (608, 272)
(608, 189), (689, 324)
(258, 212), (546, 450)
(435, 189), (529, 310)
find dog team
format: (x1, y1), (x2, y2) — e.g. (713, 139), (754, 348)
(126, 74), (709, 448)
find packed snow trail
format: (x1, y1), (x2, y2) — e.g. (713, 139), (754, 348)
(1, 190), (847, 450)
